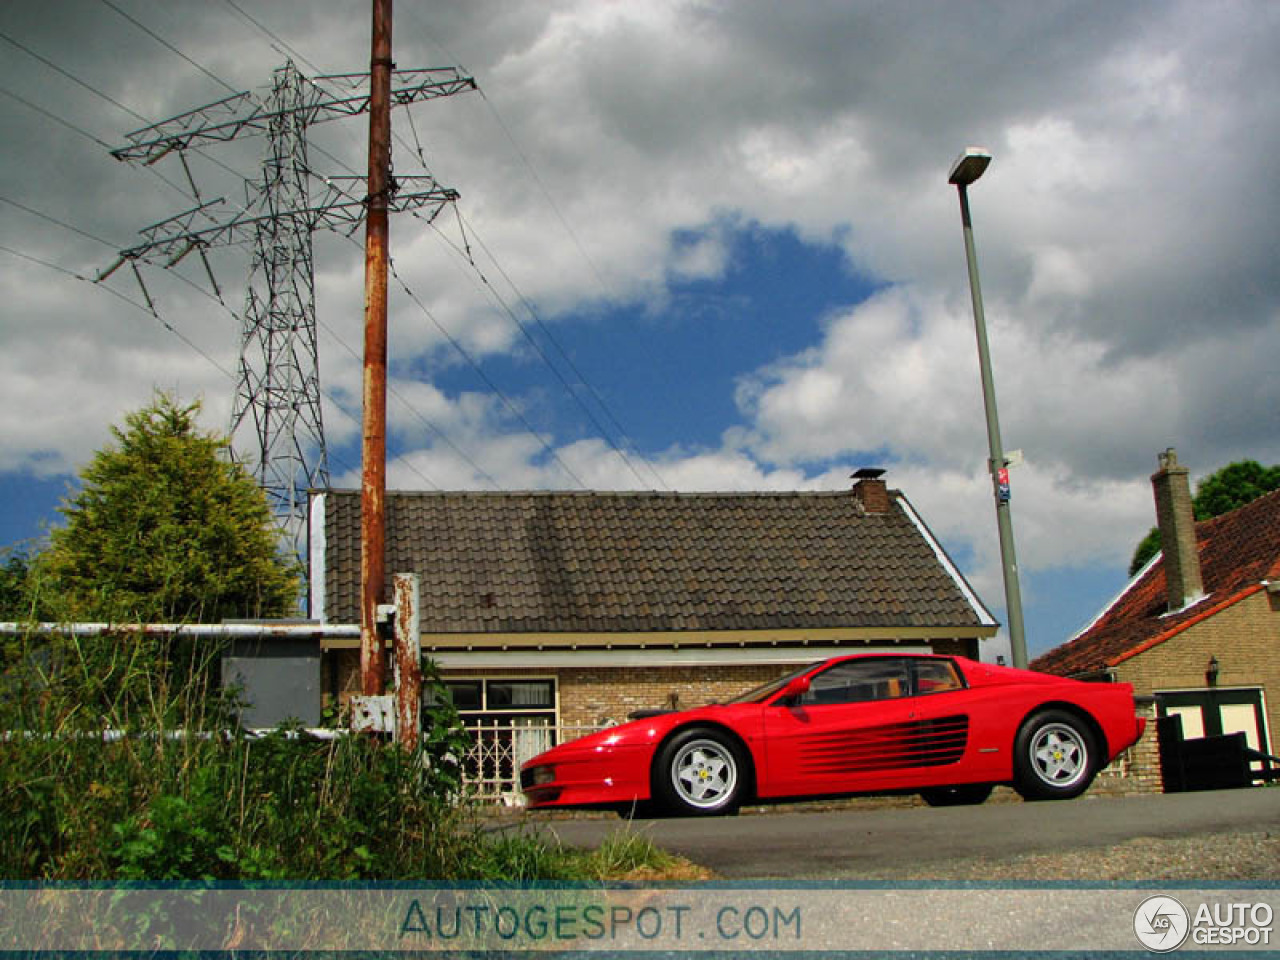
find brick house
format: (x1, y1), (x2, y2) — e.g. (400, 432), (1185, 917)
(310, 472), (996, 728)
(1033, 450), (1280, 792)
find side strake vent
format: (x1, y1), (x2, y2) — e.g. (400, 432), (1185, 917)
(799, 715), (969, 774)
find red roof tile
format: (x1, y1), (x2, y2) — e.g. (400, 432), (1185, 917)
(1033, 489), (1280, 676)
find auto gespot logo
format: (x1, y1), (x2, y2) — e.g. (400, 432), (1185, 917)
(1134, 895), (1274, 952)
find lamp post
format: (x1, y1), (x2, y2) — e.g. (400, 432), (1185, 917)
(949, 147), (1029, 670)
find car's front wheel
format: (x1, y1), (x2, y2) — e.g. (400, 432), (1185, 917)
(1013, 710), (1097, 801)
(653, 727), (747, 816)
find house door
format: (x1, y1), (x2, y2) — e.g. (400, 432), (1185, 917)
(1156, 688), (1271, 772)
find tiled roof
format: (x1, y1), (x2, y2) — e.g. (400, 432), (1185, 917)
(1033, 488), (1280, 676)
(316, 489), (993, 634)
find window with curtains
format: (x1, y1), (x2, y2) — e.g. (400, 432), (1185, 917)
(440, 678), (559, 794)
(443, 678), (557, 718)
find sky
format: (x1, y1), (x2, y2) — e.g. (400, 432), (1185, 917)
(2, 1), (1278, 660)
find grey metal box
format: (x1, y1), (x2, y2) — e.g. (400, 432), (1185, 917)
(221, 635), (321, 728)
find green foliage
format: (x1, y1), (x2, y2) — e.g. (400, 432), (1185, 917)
(586, 830), (679, 880)
(0, 548), (31, 620)
(1128, 458), (1280, 575)
(455, 828), (680, 884)
(1191, 460), (1280, 519)
(1128, 527), (1163, 577)
(38, 392), (299, 624)
(1, 634), (678, 883)
(0, 631), (483, 880)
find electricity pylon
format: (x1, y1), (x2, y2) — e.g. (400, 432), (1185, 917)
(103, 61), (475, 564)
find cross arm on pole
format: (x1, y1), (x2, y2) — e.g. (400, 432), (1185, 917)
(111, 67), (476, 165)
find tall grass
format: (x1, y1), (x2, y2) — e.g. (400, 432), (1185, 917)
(1, 629), (477, 880)
(0, 629), (684, 882)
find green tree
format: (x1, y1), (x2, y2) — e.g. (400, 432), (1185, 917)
(1128, 459), (1280, 575)
(39, 394), (299, 623)
(0, 548), (32, 621)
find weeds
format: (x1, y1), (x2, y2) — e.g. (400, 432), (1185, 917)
(0, 627), (685, 883)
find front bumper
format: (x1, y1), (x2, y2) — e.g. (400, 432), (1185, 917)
(520, 744), (651, 809)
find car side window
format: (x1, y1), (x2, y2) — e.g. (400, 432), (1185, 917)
(913, 659), (963, 695)
(798, 659), (911, 706)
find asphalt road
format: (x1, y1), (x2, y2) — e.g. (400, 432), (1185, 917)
(523, 789), (1280, 879)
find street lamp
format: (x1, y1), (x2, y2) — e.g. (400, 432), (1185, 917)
(949, 147), (1029, 670)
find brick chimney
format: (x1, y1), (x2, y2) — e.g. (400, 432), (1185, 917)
(1151, 448), (1205, 611)
(852, 468), (890, 514)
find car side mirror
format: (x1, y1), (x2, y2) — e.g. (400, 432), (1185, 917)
(778, 675), (810, 703)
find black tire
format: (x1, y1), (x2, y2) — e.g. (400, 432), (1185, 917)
(1013, 710), (1097, 801)
(920, 783), (994, 807)
(652, 727), (748, 816)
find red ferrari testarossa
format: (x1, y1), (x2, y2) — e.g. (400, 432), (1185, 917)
(521, 653), (1146, 816)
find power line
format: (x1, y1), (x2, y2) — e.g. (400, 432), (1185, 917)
(84, 3), (489, 495)
(0, 29), (253, 197)
(0, 199), (436, 492)
(107, 5), (614, 494)
(0, 242), (235, 381)
(0, 85), (113, 150)
(393, 8), (668, 490)
(311, 290), (501, 490)
(210, 5), (583, 491)
(147, 253), (447, 493)
(387, 256), (589, 489)
(95, 0), (240, 95)
(424, 211), (664, 490)
(0, 24), (453, 500)
(219, 0), (328, 77)
(0, 194), (118, 248)
(0, 29), (148, 124)
(0, 239), (438, 493)
(448, 210), (669, 490)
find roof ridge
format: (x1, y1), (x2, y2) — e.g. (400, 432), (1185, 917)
(1197, 485), (1280, 530)
(320, 487), (885, 499)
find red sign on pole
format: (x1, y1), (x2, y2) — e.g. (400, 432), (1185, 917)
(996, 467), (1011, 503)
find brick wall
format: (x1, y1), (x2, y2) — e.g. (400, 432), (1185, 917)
(931, 637), (981, 658)
(1092, 697), (1162, 795)
(1114, 590), (1279, 760)
(324, 653), (801, 723)
(555, 664), (801, 727)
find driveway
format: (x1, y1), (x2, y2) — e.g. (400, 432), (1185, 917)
(520, 789), (1280, 879)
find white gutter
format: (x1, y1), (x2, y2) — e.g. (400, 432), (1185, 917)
(309, 491), (327, 620)
(0, 622), (360, 639)
(430, 643), (931, 669)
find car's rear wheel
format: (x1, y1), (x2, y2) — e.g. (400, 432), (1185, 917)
(653, 727), (747, 816)
(1013, 710), (1097, 801)
(919, 783), (993, 807)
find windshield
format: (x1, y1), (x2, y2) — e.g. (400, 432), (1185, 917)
(725, 663), (816, 704)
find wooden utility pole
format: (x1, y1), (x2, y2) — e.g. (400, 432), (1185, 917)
(360, 0), (393, 695)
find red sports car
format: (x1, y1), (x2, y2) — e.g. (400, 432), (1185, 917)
(521, 653), (1146, 815)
